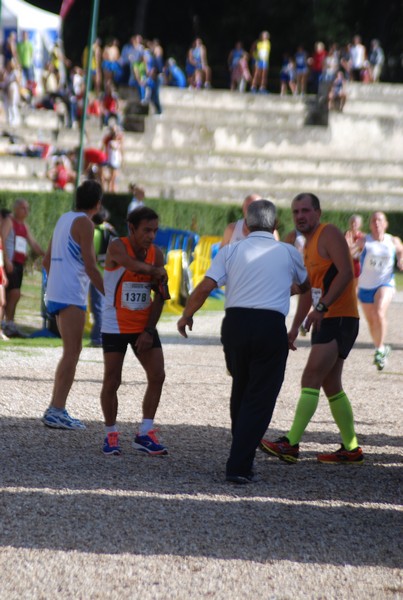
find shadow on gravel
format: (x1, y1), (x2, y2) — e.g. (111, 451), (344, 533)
(1, 418), (401, 568)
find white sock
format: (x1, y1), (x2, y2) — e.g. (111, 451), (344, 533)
(105, 425), (118, 435)
(376, 345), (385, 353)
(139, 419), (153, 436)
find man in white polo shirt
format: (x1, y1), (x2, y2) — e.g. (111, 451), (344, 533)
(177, 199), (309, 484)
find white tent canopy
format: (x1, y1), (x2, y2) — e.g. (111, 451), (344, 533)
(1, 0), (61, 73)
(2, 0), (60, 32)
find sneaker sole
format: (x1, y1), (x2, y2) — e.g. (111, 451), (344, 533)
(103, 449), (122, 456)
(132, 443), (168, 456)
(42, 418), (86, 430)
(259, 442), (298, 464)
(317, 457), (364, 465)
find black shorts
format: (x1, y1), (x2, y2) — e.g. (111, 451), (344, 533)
(7, 262), (24, 291)
(102, 331), (162, 354)
(311, 317), (359, 359)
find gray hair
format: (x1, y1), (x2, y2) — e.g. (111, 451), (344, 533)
(246, 199), (277, 232)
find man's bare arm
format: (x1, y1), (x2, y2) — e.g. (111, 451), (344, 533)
(177, 277), (217, 338)
(107, 238), (167, 281)
(26, 225), (45, 256)
(42, 239), (52, 274)
(74, 216), (104, 295)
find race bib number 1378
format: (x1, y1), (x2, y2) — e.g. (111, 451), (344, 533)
(121, 282), (151, 310)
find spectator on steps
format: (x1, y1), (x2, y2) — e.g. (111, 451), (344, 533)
(186, 38), (211, 89)
(102, 38), (122, 87)
(82, 37), (102, 95)
(228, 42), (251, 92)
(17, 31), (34, 87)
(127, 183), (145, 214)
(163, 58), (187, 88)
(100, 82), (121, 128)
(349, 35), (367, 82)
(0, 60), (22, 127)
(328, 70), (347, 111)
(369, 39), (385, 83)
(101, 124), (124, 192)
(250, 31), (271, 93)
(47, 157), (75, 191)
(280, 54), (297, 96)
(309, 41), (327, 93)
(295, 45), (309, 95)
(3, 31), (19, 65)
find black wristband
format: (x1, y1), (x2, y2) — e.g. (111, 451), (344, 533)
(144, 327), (156, 336)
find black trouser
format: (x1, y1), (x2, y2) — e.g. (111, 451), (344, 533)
(221, 308), (289, 477)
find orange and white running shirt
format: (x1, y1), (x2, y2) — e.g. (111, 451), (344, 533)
(101, 238), (156, 334)
(304, 223), (359, 319)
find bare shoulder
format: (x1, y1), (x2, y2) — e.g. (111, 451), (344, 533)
(283, 230), (296, 245)
(71, 214), (93, 241)
(321, 223), (346, 245)
(221, 221), (236, 247)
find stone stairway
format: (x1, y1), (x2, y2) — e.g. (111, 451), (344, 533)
(0, 82), (402, 211)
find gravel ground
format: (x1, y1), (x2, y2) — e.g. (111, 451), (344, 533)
(0, 296), (402, 599)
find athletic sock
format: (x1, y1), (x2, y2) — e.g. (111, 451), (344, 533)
(105, 425), (118, 435)
(328, 390), (359, 451)
(47, 406), (64, 414)
(287, 388), (320, 446)
(139, 418), (154, 436)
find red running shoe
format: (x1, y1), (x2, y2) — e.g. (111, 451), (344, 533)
(260, 436), (299, 463)
(317, 445), (364, 464)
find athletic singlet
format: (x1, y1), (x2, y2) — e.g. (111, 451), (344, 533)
(46, 211), (90, 306)
(229, 219), (246, 243)
(192, 46), (202, 69)
(5, 218), (28, 264)
(358, 233), (396, 289)
(102, 238), (156, 334)
(257, 40), (271, 62)
(304, 223), (358, 318)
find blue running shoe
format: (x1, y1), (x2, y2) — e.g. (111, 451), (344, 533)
(103, 431), (122, 456)
(42, 408), (86, 430)
(132, 429), (168, 455)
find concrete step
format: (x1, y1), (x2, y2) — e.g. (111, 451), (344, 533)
(345, 82), (403, 102)
(161, 104), (306, 128)
(114, 161), (403, 194)
(122, 148), (403, 178)
(0, 156), (47, 177)
(113, 177), (403, 211)
(0, 177), (52, 191)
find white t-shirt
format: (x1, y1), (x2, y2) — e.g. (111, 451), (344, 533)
(206, 231), (307, 316)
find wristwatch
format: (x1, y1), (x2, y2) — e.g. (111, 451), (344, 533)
(315, 301), (328, 313)
(144, 327), (156, 336)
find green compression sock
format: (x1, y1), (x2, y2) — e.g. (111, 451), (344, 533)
(328, 390), (359, 451)
(287, 388), (320, 446)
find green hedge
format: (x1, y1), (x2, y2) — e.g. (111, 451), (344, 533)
(1, 191), (402, 251)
